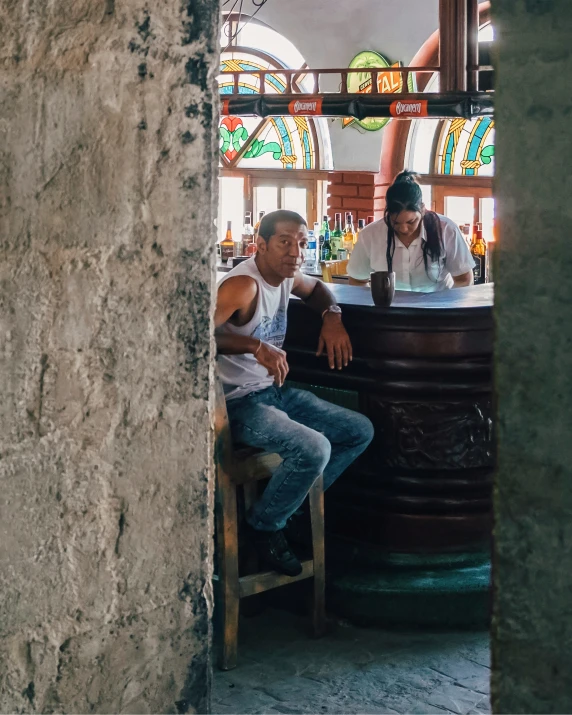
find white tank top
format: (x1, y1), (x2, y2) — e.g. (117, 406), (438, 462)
(216, 257), (294, 401)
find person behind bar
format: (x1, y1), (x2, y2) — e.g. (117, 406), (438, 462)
(348, 170), (474, 292)
(215, 209), (374, 576)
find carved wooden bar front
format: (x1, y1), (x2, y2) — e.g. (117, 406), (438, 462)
(284, 284), (494, 567)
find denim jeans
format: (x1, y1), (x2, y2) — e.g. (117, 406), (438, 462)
(226, 385), (374, 531)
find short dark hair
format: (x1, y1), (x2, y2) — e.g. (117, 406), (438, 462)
(258, 210), (307, 242)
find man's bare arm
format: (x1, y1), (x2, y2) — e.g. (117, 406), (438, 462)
(214, 276), (259, 354)
(291, 272), (353, 369)
(291, 271), (337, 314)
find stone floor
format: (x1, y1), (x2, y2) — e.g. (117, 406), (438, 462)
(212, 610), (491, 714)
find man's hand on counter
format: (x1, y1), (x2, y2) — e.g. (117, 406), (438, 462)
(317, 313), (353, 370)
(291, 271), (353, 370)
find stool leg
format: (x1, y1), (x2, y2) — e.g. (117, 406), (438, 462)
(309, 474), (326, 637)
(242, 482), (260, 575)
(216, 467), (240, 670)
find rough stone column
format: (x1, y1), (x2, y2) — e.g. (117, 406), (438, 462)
(492, 0), (572, 712)
(0, 1), (219, 712)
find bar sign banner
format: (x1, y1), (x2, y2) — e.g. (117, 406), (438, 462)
(390, 99), (429, 118)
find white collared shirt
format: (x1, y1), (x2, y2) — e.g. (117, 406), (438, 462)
(347, 214), (475, 292)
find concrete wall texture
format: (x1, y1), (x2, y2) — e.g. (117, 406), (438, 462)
(0, 1), (219, 712)
(492, 0), (572, 712)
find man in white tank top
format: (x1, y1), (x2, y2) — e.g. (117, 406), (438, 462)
(216, 210), (374, 576)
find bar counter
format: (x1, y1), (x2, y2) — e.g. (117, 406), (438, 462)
(286, 282), (493, 553)
(286, 282), (493, 626)
(217, 269), (493, 625)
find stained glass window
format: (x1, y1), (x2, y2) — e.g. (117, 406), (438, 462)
(219, 52), (287, 95)
(218, 49), (319, 170)
(436, 117), (495, 176)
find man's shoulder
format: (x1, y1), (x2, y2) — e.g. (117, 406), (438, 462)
(219, 272), (258, 290)
(218, 273), (259, 300)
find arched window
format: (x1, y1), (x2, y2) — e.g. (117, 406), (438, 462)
(435, 116), (495, 177)
(217, 17), (331, 240)
(218, 49), (319, 170)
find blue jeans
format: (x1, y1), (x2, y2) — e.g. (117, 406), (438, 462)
(226, 385), (374, 531)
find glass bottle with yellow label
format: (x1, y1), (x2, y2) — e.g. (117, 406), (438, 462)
(343, 213), (355, 255)
(470, 222), (487, 284)
(220, 221), (234, 263)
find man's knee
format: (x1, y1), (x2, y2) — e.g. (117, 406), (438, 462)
(297, 431), (331, 474)
(351, 413), (375, 450)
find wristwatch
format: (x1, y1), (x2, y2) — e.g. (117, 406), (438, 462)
(321, 305), (342, 319)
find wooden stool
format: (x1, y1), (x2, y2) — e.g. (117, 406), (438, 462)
(214, 381), (326, 671)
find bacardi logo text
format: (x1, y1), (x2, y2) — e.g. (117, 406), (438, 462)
(288, 99), (323, 116)
(390, 100), (428, 118)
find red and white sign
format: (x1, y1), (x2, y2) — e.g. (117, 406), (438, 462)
(288, 98), (323, 116)
(389, 99), (428, 118)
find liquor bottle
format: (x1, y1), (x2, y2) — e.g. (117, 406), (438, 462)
(319, 215), (329, 257)
(470, 222), (487, 284)
(312, 222), (320, 263)
(367, 216), (375, 225)
(220, 221), (235, 263)
(304, 230), (317, 272)
(313, 221), (321, 241)
(233, 232), (244, 258)
(357, 218), (365, 245)
(243, 212), (257, 257)
(254, 210), (265, 235)
(343, 213), (355, 254)
(331, 213), (343, 259)
(321, 226), (332, 261)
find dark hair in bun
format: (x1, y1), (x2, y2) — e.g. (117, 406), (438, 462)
(384, 170), (443, 278)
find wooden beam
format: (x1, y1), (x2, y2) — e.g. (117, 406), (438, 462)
(440, 0), (468, 92)
(467, 0), (480, 91)
(439, 0), (455, 92)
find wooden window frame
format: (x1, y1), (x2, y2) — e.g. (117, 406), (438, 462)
(427, 181), (493, 222)
(220, 168), (328, 226)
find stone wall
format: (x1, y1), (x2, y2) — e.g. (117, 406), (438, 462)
(492, 0), (572, 712)
(0, 1), (219, 712)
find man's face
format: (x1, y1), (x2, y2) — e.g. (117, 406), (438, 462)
(258, 220), (308, 278)
(390, 210), (423, 239)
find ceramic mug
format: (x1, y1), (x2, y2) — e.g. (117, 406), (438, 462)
(371, 271), (396, 307)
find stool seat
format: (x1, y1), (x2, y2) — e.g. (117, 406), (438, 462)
(232, 450), (283, 485)
(214, 380), (326, 671)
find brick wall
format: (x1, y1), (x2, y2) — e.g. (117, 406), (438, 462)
(373, 178), (390, 219)
(327, 172), (375, 223)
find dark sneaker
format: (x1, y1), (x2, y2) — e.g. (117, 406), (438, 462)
(246, 525), (303, 577)
(284, 509), (313, 554)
